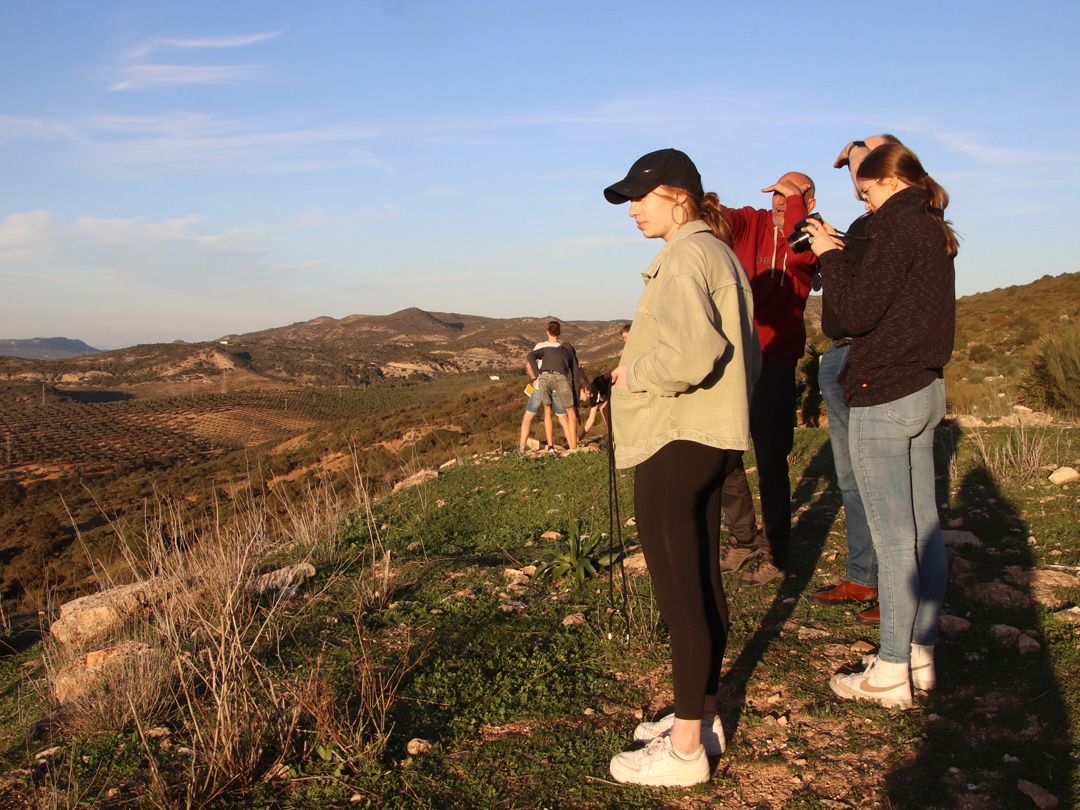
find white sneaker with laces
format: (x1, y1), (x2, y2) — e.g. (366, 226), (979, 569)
(830, 658), (913, 709)
(861, 650), (936, 690)
(609, 735), (710, 787)
(632, 713), (726, 756)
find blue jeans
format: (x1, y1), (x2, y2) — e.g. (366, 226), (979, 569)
(850, 378), (947, 663)
(819, 345), (876, 588)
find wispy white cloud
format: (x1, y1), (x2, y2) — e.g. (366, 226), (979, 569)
(0, 210), (275, 284)
(114, 30), (283, 90)
(111, 64), (260, 91)
(884, 118), (1076, 166)
(128, 31), (284, 58)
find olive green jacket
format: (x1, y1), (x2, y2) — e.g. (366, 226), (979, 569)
(612, 221), (761, 469)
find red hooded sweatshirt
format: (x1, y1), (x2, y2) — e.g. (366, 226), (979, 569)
(721, 195), (818, 366)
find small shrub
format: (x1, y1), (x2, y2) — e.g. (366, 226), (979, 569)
(968, 344), (992, 364)
(534, 520), (618, 585)
(1020, 324), (1080, 417)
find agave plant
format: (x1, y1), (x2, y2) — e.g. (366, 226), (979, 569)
(533, 520), (619, 585)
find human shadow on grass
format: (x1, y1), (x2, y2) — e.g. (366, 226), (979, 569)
(882, 461), (1075, 810)
(714, 437), (844, 742)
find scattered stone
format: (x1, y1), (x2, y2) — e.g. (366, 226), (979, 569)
(429, 608), (444, 615)
(989, 624), (1022, 649)
(50, 580), (163, 646)
(950, 557), (977, 574)
(35, 746), (61, 760)
(1053, 606), (1080, 623)
(53, 641), (159, 705)
(540, 531), (562, 541)
(851, 640), (877, 654)
(391, 469), (438, 494)
(351, 794), (364, 803)
(499, 601), (526, 613)
(407, 541), (423, 552)
(439, 458), (458, 470)
(436, 499), (447, 508)
(965, 582), (1034, 610)
(1048, 467), (1079, 485)
(948, 517), (965, 528)
(251, 563), (316, 597)
(1018, 635), (1042, 655)
(939, 615), (972, 636)
(622, 552), (648, 573)
(993, 409), (1054, 428)
(1004, 754), (1021, 764)
(943, 530), (983, 549)
(496, 490), (507, 496)
(504, 569), (529, 588)
(406, 738), (433, 756)
(146, 727), (170, 738)
(562, 613), (586, 627)
(625, 517), (636, 527)
(1017, 778), (1059, 808)
(522, 565), (537, 576)
(796, 626), (830, 640)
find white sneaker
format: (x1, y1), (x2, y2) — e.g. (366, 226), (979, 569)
(632, 713), (726, 756)
(609, 735), (710, 787)
(861, 652), (936, 690)
(830, 659), (913, 709)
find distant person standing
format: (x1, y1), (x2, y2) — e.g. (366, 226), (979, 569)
(525, 321), (586, 451)
(808, 134), (902, 623)
(717, 172), (819, 587)
(604, 148), (760, 787)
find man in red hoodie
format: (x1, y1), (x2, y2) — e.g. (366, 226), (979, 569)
(719, 172), (818, 586)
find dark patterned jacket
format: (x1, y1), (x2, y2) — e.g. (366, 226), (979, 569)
(818, 186), (955, 407)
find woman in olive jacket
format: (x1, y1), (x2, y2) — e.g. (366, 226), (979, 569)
(802, 142), (957, 710)
(603, 149), (761, 787)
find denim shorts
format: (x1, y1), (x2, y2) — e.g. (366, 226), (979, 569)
(525, 387), (565, 415)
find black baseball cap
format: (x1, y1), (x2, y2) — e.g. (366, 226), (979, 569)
(604, 148), (703, 204)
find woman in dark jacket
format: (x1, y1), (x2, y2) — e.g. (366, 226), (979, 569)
(802, 143), (957, 709)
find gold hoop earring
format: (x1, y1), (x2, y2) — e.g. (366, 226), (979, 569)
(671, 204), (686, 226)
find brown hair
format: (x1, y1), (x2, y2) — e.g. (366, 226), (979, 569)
(857, 143), (959, 257)
(547, 320), (561, 337)
(654, 185), (734, 248)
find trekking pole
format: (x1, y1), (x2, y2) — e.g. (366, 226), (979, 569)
(603, 407), (632, 646)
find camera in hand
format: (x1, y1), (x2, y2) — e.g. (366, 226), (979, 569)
(787, 212), (823, 254)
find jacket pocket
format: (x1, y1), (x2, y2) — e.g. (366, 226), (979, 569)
(611, 387), (651, 453)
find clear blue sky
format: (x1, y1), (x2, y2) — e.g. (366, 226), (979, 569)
(2, 1), (1076, 349)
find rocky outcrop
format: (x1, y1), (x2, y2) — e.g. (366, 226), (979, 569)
(50, 580), (164, 647)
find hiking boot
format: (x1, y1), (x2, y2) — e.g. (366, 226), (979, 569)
(809, 580), (877, 605)
(609, 735), (710, 787)
(856, 605), (880, 625)
(632, 714), (726, 756)
(735, 552), (783, 588)
(720, 544), (759, 574)
(829, 658), (913, 709)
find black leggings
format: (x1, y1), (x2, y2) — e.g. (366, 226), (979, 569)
(634, 441), (741, 719)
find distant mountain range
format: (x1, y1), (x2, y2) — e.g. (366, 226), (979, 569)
(0, 337), (101, 360)
(0, 309), (630, 391)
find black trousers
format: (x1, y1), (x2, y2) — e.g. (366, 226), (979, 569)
(634, 441), (742, 719)
(749, 363), (796, 567)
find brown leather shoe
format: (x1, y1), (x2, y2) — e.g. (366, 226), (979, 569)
(809, 580), (878, 606)
(856, 605), (880, 625)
